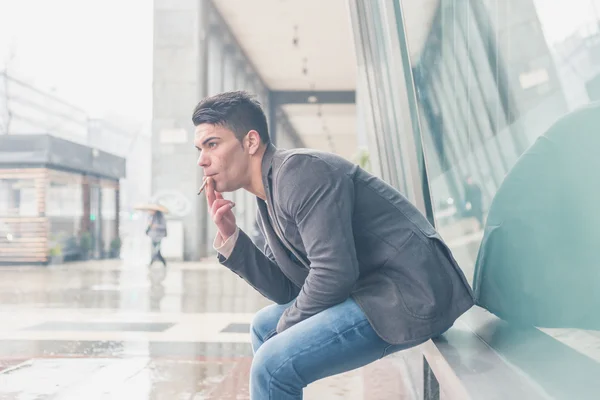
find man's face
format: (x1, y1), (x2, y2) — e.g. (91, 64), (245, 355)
(194, 123), (250, 193)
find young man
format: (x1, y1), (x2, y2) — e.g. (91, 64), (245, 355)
(192, 91), (474, 399)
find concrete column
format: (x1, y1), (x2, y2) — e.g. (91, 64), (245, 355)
(152, 0), (209, 260)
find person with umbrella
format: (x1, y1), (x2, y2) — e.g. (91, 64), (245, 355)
(135, 203), (169, 267)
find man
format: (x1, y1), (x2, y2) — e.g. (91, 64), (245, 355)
(192, 91), (474, 399)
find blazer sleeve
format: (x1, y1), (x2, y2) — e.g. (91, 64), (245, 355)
(275, 155), (360, 334)
(218, 228), (301, 304)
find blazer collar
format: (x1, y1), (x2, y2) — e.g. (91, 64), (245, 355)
(261, 142), (277, 194)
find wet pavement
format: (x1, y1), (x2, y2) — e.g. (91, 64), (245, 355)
(0, 256), (421, 399)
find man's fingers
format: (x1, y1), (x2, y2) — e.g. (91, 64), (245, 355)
(223, 212), (235, 223)
(205, 177), (216, 206)
(214, 202), (235, 219)
(211, 199), (235, 216)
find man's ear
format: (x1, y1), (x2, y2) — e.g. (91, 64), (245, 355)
(246, 130), (261, 155)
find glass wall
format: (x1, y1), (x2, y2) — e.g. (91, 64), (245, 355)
(406, 0), (573, 279)
(350, 0), (600, 394)
(349, 0), (429, 208)
(0, 168), (119, 263)
(46, 170), (118, 261)
(47, 170), (83, 256)
(100, 178), (118, 257)
(0, 177), (38, 217)
(404, 0), (600, 315)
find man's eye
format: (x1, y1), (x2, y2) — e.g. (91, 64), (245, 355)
(208, 142), (217, 149)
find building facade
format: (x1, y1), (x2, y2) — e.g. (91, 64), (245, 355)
(0, 134), (125, 264)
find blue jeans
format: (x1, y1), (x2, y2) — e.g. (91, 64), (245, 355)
(249, 297), (415, 399)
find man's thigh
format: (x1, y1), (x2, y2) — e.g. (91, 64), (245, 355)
(252, 297), (400, 385)
(250, 299), (295, 351)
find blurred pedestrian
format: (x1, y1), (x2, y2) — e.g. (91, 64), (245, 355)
(146, 210), (167, 267)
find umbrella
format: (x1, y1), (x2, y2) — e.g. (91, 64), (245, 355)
(134, 203), (169, 213)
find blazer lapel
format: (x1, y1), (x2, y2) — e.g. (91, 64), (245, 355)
(260, 144), (310, 265)
(257, 199), (308, 286)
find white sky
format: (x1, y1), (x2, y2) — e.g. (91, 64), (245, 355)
(533, 0), (600, 44)
(0, 0), (598, 126)
(0, 0), (152, 125)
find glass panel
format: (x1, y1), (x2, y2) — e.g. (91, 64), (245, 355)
(100, 179), (118, 258)
(347, 0), (426, 202)
(400, 0), (600, 374)
(0, 178), (37, 217)
(88, 177), (102, 259)
(47, 170), (83, 261)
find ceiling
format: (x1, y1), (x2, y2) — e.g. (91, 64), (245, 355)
(211, 0), (359, 160)
(283, 104), (358, 158)
(212, 0), (356, 91)
(211, 0), (439, 161)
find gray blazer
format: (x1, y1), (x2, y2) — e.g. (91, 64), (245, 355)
(219, 144), (474, 345)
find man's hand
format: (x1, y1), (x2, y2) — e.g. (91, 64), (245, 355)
(205, 177), (237, 241)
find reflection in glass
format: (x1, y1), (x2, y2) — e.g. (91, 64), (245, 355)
(473, 103), (600, 330)
(400, 0), (600, 344)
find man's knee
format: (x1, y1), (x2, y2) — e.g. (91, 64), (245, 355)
(250, 303), (287, 343)
(250, 343), (272, 380)
(250, 340), (303, 394)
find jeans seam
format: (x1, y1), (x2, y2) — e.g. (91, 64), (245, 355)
(381, 343), (394, 358)
(267, 319), (371, 399)
(252, 325), (278, 345)
(263, 329), (278, 342)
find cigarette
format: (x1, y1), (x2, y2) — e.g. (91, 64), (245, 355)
(197, 178), (208, 195)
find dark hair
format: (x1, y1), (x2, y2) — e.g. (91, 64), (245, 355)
(192, 91), (270, 144)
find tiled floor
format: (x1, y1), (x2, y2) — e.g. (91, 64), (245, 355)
(0, 256), (422, 399)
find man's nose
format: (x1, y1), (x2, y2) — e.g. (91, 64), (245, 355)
(197, 152), (209, 167)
